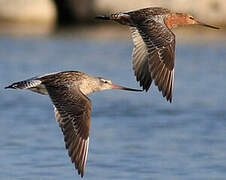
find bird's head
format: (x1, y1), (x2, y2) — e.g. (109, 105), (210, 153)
(175, 13), (219, 29)
(97, 77), (142, 92)
(97, 77), (114, 90)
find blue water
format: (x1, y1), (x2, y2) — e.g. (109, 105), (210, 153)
(0, 35), (226, 180)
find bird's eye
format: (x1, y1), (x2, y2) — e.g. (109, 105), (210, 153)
(189, 16), (194, 20)
(104, 81), (108, 83)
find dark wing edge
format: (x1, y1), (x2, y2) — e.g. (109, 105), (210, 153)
(130, 20), (175, 102)
(47, 84), (91, 177)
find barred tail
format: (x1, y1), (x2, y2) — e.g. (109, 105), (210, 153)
(96, 13), (131, 25)
(5, 78), (42, 90)
(96, 13), (125, 20)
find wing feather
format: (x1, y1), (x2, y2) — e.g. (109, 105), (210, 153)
(130, 19), (175, 102)
(131, 27), (153, 91)
(49, 84), (91, 177)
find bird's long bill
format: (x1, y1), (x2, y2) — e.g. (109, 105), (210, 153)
(196, 21), (219, 29)
(111, 84), (143, 92)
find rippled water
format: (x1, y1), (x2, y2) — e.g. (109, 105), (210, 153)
(0, 35), (226, 180)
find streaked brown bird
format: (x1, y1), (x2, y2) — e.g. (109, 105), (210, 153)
(5, 71), (142, 177)
(97, 7), (219, 103)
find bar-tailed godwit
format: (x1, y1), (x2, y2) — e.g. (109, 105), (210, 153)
(97, 7), (219, 102)
(5, 71), (142, 177)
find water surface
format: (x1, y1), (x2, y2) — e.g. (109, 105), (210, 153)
(0, 35), (226, 180)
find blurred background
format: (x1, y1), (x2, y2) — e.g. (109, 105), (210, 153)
(0, 0), (225, 36)
(0, 0), (226, 180)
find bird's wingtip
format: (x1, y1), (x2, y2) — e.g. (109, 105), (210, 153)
(77, 170), (84, 178)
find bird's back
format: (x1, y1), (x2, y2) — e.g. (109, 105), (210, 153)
(126, 7), (171, 18)
(39, 71), (85, 86)
(5, 71), (87, 95)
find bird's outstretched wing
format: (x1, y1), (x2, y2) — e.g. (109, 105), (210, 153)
(46, 84), (91, 177)
(130, 27), (152, 91)
(130, 19), (175, 102)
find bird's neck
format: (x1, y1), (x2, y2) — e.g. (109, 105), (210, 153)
(79, 78), (101, 95)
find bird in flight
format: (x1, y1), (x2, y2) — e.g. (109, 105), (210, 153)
(5, 71), (142, 177)
(97, 7), (219, 103)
